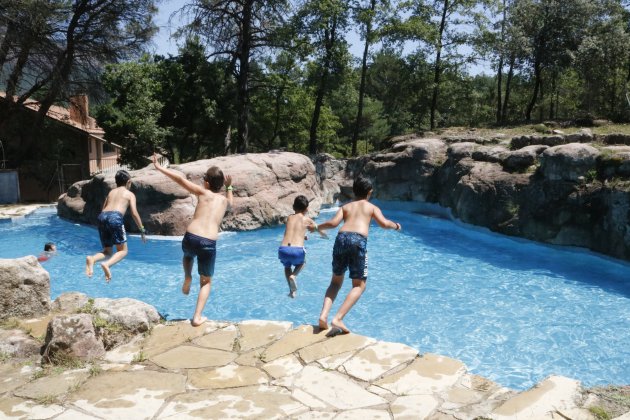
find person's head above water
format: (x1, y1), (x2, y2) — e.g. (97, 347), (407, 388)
(353, 176), (373, 199)
(203, 166), (225, 193)
(115, 170), (131, 187)
(44, 242), (56, 252)
(293, 195), (309, 213)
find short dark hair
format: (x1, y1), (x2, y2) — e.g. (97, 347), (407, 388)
(293, 195), (309, 212)
(353, 176), (372, 198)
(115, 170), (131, 187)
(44, 242), (55, 251)
(204, 166), (224, 192)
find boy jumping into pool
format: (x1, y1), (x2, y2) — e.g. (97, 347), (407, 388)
(152, 154), (233, 327)
(278, 195), (326, 298)
(85, 170), (146, 282)
(316, 175), (401, 337)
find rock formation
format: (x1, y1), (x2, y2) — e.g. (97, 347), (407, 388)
(58, 152), (322, 234)
(0, 256), (50, 319)
(324, 133), (630, 261)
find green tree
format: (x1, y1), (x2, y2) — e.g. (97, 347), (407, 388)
(156, 39), (235, 162)
(178, 0), (289, 153)
(294, 0), (351, 154)
(96, 58), (167, 169)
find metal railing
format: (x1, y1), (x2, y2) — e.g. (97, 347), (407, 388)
(89, 155), (169, 176)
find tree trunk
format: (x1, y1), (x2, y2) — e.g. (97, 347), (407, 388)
(501, 55), (515, 123)
(496, 56), (504, 125)
(236, 0), (253, 154)
(6, 41), (33, 99)
(430, 0), (449, 130)
(351, 0), (376, 156)
(0, 21), (15, 70)
(525, 59), (542, 121)
(496, 0), (507, 125)
(309, 14), (338, 155)
(549, 70), (556, 120)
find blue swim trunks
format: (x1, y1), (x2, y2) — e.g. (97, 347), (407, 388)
(97, 211), (126, 247)
(182, 232), (217, 277)
(332, 231), (368, 280)
(278, 246), (306, 268)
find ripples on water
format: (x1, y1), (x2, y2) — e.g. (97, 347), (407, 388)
(1, 203), (629, 390)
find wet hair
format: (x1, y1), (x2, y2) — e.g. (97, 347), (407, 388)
(293, 195), (309, 212)
(44, 242), (55, 252)
(353, 176), (373, 199)
(203, 166), (224, 192)
(115, 170), (131, 187)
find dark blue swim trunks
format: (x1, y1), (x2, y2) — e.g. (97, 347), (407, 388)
(278, 246), (306, 268)
(182, 232), (217, 277)
(332, 231), (368, 280)
(97, 211), (127, 247)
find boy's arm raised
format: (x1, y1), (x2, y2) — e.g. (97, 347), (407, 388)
(153, 154), (206, 196)
(372, 206), (401, 231)
(316, 208), (344, 231)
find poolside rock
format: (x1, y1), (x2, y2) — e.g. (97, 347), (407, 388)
(51, 292), (89, 313)
(539, 143), (599, 181)
(0, 329), (41, 358)
(42, 314), (105, 363)
(0, 256), (50, 319)
(92, 297), (160, 333)
(57, 152), (322, 234)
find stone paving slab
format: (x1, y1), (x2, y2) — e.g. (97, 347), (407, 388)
(0, 204), (50, 220)
(0, 319), (623, 419)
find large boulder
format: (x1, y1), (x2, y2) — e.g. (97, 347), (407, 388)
(92, 298), (160, 334)
(0, 329), (41, 358)
(58, 152), (322, 234)
(0, 256), (50, 319)
(51, 292), (89, 313)
(42, 314), (105, 363)
(540, 143), (599, 181)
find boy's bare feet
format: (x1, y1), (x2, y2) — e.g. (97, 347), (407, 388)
(191, 316), (207, 327)
(182, 277), (192, 295)
(330, 319), (350, 334)
(288, 290), (296, 298)
(100, 263), (112, 283)
(318, 318), (329, 330)
(85, 256), (94, 277)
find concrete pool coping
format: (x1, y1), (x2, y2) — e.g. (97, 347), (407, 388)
(0, 203), (54, 221)
(0, 317), (616, 419)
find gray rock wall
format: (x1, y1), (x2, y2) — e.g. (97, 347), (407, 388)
(58, 152), (322, 235)
(0, 256), (50, 319)
(319, 135), (630, 261)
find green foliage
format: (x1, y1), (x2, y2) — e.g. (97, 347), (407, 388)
(96, 56), (168, 169)
(589, 406), (611, 420)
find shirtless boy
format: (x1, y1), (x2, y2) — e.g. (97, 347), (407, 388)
(278, 195), (325, 298)
(316, 176), (401, 337)
(85, 170), (146, 282)
(153, 154), (233, 327)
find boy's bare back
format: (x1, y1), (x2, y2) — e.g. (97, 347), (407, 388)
(102, 187), (135, 214)
(187, 191), (228, 240)
(281, 213), (315, 247)
(338, 199), (390, 237)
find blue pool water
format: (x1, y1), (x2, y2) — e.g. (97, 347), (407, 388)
(1, 204), (629, 390)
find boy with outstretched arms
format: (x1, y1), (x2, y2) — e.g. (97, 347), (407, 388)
(85, 170), (146, 282)
(278, 195), (326, 298)
(152, 154), (233, 327)
(316, 176), (401, 337)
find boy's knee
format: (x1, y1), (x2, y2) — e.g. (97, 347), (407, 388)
(200, 276), (211, 285)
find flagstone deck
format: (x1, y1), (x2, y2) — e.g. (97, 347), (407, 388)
(0, 319), (611, 419)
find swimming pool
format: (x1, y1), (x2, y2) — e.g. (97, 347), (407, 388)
(1, 204), (629, 390)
